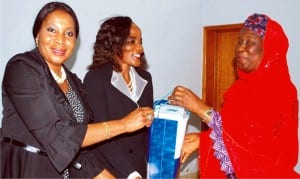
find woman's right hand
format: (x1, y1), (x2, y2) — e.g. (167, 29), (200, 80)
(168, 86), (211, 119)
(121, 107), (154, 133)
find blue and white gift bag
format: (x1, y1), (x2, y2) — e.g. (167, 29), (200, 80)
(147, 99), (190, 179)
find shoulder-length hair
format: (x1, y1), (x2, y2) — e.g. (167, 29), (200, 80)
(88, 16), (148, 71)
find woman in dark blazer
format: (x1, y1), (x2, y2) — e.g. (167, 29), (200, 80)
(83, 16), (153, 179)
(1, 3), (153, 178)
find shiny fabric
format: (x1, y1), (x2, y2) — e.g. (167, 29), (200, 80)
(200, 14), (299, 178)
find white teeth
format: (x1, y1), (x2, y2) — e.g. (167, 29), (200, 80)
(133, 54), (141, 58)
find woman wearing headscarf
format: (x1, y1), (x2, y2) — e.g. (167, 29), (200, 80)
(168, 13), (299, 178)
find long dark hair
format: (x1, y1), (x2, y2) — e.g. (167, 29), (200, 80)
(88, 16), (148, 71)
(32, 2), (79, 39)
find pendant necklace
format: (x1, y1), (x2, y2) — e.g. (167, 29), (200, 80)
(127, 78), (133, 92)
(127, 69), (135, 92)
(50, 67), (66, 84)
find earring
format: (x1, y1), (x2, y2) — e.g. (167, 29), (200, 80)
(35, 39), (39, 47)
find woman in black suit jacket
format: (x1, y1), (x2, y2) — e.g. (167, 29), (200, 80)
(1, 3), (153, 179)
(83, 16), (154, 179)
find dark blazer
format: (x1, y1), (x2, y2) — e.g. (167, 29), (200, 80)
(83, 64), (153, 178)
(1, 48), (102, 178)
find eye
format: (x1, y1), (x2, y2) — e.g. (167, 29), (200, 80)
(126, 38), (135, 45)
(66, 31), (74, 37)
(47, 26), (56, 33)
(246, 39), (256, 46)
(237, 39), (243, 46)
(237, 38), (257, 47)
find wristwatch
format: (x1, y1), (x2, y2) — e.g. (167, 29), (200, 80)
(203, 108), (213, 122)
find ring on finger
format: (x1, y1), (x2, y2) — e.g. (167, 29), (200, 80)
(147, 114), (153, 120)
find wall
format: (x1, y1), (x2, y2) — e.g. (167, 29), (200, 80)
(1, 0), (300, 175)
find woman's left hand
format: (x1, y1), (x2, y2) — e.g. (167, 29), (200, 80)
(180, 132), (200, 164)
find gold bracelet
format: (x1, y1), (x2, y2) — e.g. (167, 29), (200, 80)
(102, 122), (111, 139)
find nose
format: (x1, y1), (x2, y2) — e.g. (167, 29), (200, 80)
(137, 43), (143, 52)
(236, 41), (246, 53)
(55, 33), (65, 44)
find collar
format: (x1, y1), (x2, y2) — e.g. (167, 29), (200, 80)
(111, 67), (148, 103)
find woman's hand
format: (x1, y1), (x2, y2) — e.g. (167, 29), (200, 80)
(83, 107), (153, 147)
(93, 168), (116, 179)
(121, 107), (154, 133)
(168, 86), (210, 119)
(180, 132), (200, 164)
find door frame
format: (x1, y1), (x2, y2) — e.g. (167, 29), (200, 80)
(202, 23), (243, 111)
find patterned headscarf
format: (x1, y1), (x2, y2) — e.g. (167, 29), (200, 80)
(243, 13), (268, 38)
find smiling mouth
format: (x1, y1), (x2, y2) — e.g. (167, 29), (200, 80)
(236, 55), (247, 62)
(52, 49), (66, 56)
(133, 54), (141, 59)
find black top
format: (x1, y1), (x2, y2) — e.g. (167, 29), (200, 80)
(83, 64), (153, 178)
(1, 48), (102, 178)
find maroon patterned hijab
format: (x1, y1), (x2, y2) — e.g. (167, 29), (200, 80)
(243, 13), (268, 38)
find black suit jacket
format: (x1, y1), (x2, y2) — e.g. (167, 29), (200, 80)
(83, 64), (153, 178)
(1, 49), (102, 178)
